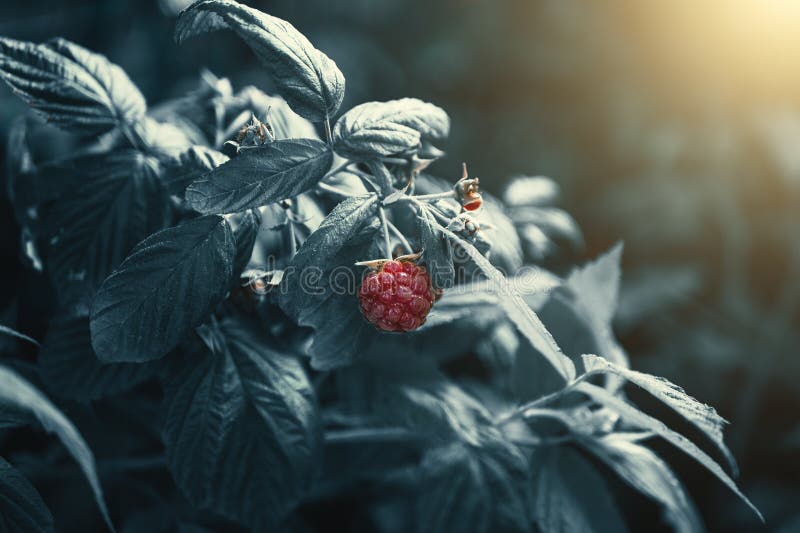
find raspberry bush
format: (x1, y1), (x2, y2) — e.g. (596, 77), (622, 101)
(0, 0), (763, 531)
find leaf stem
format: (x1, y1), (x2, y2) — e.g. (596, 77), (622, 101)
(316, 181), (351, 197)
(497, 371), (601, 426)
(404, 196), (452, 225)
(387, 220), (413, 254)
(324, 427), (419, 444)
(0, 324), (40, 347)
(121, 124), (142, 151)
(288, 220), (298, 257)
(321, 160), (352, 182)
(379, 207), (393, 259)
(413, 191), (456, 201)
(324, 117), (333, 145)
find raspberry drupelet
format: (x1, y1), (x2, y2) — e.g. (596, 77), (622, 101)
(358, 260), (437, 332)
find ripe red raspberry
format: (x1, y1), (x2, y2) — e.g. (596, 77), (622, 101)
(358, 260), (437, 332)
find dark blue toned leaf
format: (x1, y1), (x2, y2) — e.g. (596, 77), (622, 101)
(41, 150), (169, 303)
(90, 215), (235, 363)
(38, 312), (159, 402)
(0, 365), (112, 529)
(417, 441), (530, 533)
(0, 457), (54, 533)
(0, 37), (146, 136)
(175, 0), (345, 121)
(333, 98), (449, 161)
(163, 316), (320, 530)
(417, 204), (454, 289)
(185, 138), (332, 214)
(161, 145), (228, 196)
(530, 446), (628, 533)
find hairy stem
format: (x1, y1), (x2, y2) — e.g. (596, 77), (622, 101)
(414, 191), (456, 201)
(324, 116), (333, 145)
(497, 371), (600, 426)
(321, 160), (352, 182)
(387, 220), (413, 254)
(379, 207), (393, 259)
(316, 181), (350, 197)
(324, 427), (419, 444)
(288, 220), (297, 257)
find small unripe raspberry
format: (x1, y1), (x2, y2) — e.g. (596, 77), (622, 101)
(454, 163), (482, 212)
(462, 192), (483, 212)
(358, 260), (437, 332)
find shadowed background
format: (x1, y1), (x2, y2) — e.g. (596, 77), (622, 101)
(1, 1), (799, 530)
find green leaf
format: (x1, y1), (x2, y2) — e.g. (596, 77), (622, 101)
(0, 365), (112, 530)
(161, 145), (228, 196)
(90, 215), (236, 363)
(185, 139), (332, 214)
(583, 434), (703, 533)
(417, 204), (454, 289)
(42, 150), (169, 302)
(175, 0), (345, 121)
(440, 225), (576, 381)
(582, 353), (737, 474)
(574, 382), (763, 522)
(530, 446), (628, 533)
(0, 457), (54, 533)
(332, 99), (449, 160)
(417, 442), (530, 533)
(0, 37), (146, 136)
(163, 316), (320, 530)
(39, 313), (158, 402)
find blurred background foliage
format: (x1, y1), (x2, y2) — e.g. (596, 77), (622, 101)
(1, 0), (799, 530)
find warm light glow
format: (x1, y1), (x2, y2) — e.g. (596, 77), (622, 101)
(614, 1), (800, 106)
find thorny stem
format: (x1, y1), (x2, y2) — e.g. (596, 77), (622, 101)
(379, 207), (393, 259)
(387, 220), (413, 254)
